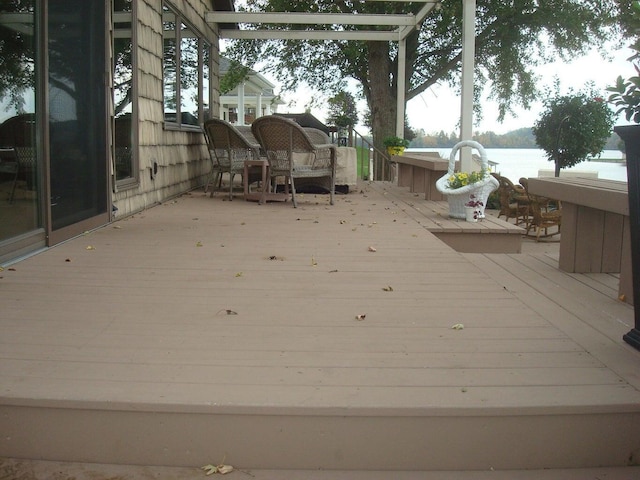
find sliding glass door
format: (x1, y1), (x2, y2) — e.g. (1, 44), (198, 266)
(47, 0), (109, 241)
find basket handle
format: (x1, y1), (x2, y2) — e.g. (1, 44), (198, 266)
(447, 140), (488, 176)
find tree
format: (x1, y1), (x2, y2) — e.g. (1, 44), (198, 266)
(533, 86), (615, 176)
(220, 59), (251, 95)
(224, 0), (629, 174)
(326, 91), (358, 128)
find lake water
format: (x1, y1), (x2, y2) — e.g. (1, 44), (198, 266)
(407, 148), (628, 183)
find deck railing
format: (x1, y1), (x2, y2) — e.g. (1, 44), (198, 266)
(333, 127), (394, 181)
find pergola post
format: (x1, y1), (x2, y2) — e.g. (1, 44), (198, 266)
(396, 36), (407, 138)
(460, 0), (476, 171)
(237, 82), (245, 125)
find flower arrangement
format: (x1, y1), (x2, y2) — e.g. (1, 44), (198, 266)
(383, 136), (410, 148)
(446, 168), (488, 189)
(465, 194), (484, 220)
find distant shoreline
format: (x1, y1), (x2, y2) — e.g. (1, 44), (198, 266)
(587, 158), (625, 164)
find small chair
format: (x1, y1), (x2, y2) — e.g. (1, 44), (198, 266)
(492, 173), (529, 225)
(251, 116), (336, 208)
(524, 189), (562, 241)
(202, 118), (262, 200)
(0, 147), (20, 203)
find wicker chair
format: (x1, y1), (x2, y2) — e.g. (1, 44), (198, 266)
(523, 183), (562, 241)
(251, 116), (336, 208)
(492, 173), (529, 225)
(203, 118), (262, 200)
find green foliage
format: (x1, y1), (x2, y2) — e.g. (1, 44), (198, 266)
(220, 60), (251, 95)
(0, 0), (36, 113)
(533, 87), (615, 174)
(326, 91), (358, 127)
(226, 0), (625, 132)
(446, 169), (489, 189)
(607, 1), (640, 123)
(383, 136), (410, 148)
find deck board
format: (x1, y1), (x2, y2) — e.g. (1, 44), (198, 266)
(1, 181), (640, 471)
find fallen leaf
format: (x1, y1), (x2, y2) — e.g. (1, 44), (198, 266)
(218, 465), (234, 475)
(202, 464), (218, 475)
(86, 245), (95, 250)
(451, 323), (464, 330)
(382, 285), (394, 292)
(355, 313), (366, 321)
(196, 241), (203, 247)
(619, 294), (626, 302)
(311, 256), (318, 266)
(235, 272), (243, 277)
(368, 246), (377, 252)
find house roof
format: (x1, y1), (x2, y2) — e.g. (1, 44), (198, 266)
(212, 0), (235, 29)
(274, 113), (329, 134)
(220, 57), (278, 96)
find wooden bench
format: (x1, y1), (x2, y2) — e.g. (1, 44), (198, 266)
(394, 152), (449, 200)
(527, 177), (632, 304)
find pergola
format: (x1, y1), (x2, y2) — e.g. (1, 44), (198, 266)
(207, 0), (479, 170)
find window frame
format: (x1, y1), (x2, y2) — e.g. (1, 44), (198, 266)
(162, 2), (211, 131)
(112, 0), (139, 190)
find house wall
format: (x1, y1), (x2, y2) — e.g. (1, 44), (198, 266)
(113, 0), (220, 216)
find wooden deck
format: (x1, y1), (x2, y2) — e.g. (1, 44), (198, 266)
(373, 181), (524, 253)
(1, 180), (640, 477)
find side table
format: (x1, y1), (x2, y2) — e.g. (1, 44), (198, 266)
(243, 159), (288, 204)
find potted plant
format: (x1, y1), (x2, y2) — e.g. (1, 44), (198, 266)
(464, 194), (484, 222)
(435, 140), (499, 219)
(607, 0), (640, 124)
(383, 136), (410, 156)
(607, 0), (640, 350)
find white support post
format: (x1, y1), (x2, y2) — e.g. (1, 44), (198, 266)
(460, 0), (476, 172)
(237, 83), (245, 125)
(396, 37), (407, 137)
(256, 92), (263, 120)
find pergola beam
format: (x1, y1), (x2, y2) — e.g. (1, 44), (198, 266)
(208, 12), (417, 27)
(220, 29), (400, 42)
(209, 0), (476, 161)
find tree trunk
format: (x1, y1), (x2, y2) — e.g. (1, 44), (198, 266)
(367, 41), (397, 181)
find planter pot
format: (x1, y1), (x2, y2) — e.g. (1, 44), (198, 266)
(387, 146), (405, 156)
(465, 206), (478, 222)
(614, 124), (640, 351)
(435, 140), (499, 219)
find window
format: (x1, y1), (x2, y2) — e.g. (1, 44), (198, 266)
(113, 0), (137, 186)
(163, 2), (211, 128)
(0, 0), (41, 252)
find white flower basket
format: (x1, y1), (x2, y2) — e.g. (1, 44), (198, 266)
(435, 140), (499, 219)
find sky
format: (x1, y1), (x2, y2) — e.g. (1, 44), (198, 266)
(262, 43), (636, 136)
